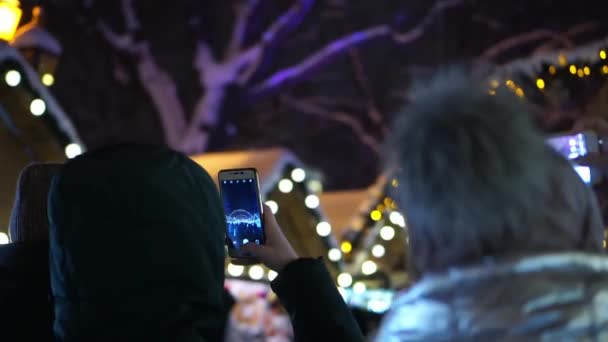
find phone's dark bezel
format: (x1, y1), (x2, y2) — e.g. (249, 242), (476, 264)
(218, 168), (266, 260)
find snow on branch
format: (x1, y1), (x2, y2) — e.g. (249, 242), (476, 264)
(0, 45), (83, 147)
(248, 0), (463, 100)
(262, 0), (316, 45)
(280, 95), (380, 154)
(478, 29), (574, 62)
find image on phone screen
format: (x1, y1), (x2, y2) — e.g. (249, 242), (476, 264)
(221, 178), (264, 251)
(546, 133), (588, 160)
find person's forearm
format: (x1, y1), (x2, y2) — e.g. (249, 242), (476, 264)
(271, 258), (364, 341)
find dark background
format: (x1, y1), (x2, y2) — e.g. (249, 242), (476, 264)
(16, 0), (608, 190)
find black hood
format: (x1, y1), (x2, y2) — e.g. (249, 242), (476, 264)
(49, 145), (227, 341)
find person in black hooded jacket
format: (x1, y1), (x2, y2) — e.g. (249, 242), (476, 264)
(48, 144), (362, 342)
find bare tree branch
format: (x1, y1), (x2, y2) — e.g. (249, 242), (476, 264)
(94, 0), (187, 149)
(227, 0), (261, 58)
(477, 29), (574, 63)
(533, 22), (600, 54)
(248, 0), (462, 100)
(262, 0), (316, 45)
(280, 95), (380, 154)
(348, 48), (384, 128)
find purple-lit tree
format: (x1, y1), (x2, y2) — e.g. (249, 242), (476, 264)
(80, 0), (461, 154)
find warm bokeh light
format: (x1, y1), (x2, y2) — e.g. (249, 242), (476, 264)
(515, 88), (524, 97)
(304, 194), (320, 209)
(307, 180), (323, 193)
(558, 54), (567, 66)
(0, 232), (9, 244)
(603, 65), (608, 75)
(548, 66), (557, 75)
(577, 69), (585, 78)
(42, 73), (55, 86)
(601, 50), (607, 60)
(30, 98), (46, 116)
(371, 244), (385, 258)
(569, 65), (577, 74)
(370, 210), (382, 221)
(536, 78), (545, 90)
(227, 263), (244, 277)
(248, 265), (264, 280)
(489, 79), (499, 88)
(315, 221), (332, 237)
(379, 226), (395, 241)
(291, 168), (306, 183)
(0, 0), (22, 42)
(337, 273), (353, 287)
(65, 143), (83, 159)
(341, 241), (352, 253)
(4, 69), (20, 86)
(328, 248), (342, 261)
(268, 270), (278, 281)
(584, 66), (591, 75)
(265, 200), (279, 214)
(361, 260), (378, 275)
(389, 211), (405, 227)
(278, 179), (294, 193)
(353, 282), (366, 294)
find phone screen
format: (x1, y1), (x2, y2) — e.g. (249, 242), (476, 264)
(546, 133), (589, 160)
(220, 174), (264, 253)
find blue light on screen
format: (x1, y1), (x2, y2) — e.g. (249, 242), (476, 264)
(221, 179), (263, 250)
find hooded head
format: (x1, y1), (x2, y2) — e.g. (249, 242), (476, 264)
(387, 70), (604, 276)
(49, 145), (227, 341)
(9, 163), (62, 242)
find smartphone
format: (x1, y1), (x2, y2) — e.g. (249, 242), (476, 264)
(546, 131), (599, 160)
(218, 168), (265, 260)
(546, 131), (601, 185)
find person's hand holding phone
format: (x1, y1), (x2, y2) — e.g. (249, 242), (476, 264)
(571, 116), (608, 170)
(242, 205), (299, 272)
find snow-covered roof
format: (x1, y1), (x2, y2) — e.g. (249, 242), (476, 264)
(190, 148), (303, 195)
(0, 44), (82, 146)
(12, 26), (62, 56)
(321, 188), (373, 238)
(494, 35), (608, 77)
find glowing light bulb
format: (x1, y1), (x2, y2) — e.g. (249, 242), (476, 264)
(305, 194), (320, 209)
(248, 265), (264, 280)
(0, 232), (8, 244)
(601, 50), (607, 60)
(370, 210), (382, 221)
(328, 248), (342, 262)
(371, 244), (385, 258)
(316, 221), (332, 237)
(30, 98), (46, 116)
(307, 180), (323, 193)
(389, 212), (405, 227)
(536, 78), (545, 90)
(361, 260), (378, 275)
(291, 168), (306, 183)
(337, 273), (353, 287)
(265, 200), (279, 214)
(227, 263), (244, 277)
(380, 226), (395, 241)
(65, 143), (83, 159)
(41, 73), (55, 86)
(341, 241), (352, 253)
(515, 88), (524, 97)
(268, 270), (278, 281)
(4, 69), (20, 86)
(584, 66), (591, 75)
(278, 179), (294, 193)
(353, 282), (366, 294)
(569, 65), (577, 74)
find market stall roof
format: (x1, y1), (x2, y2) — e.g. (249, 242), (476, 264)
(320, 189), (370, 239)
(191, 148), (301, 195)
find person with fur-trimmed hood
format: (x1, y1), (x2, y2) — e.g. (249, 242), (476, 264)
(377, 71), (607, 341)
